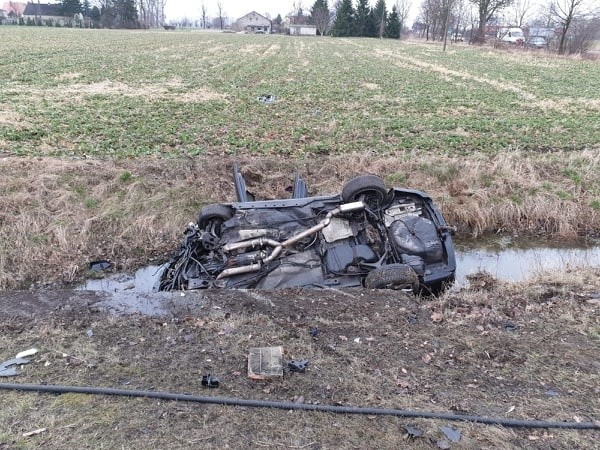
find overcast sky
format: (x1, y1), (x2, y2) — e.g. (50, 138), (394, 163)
(164, 1), (409, 22)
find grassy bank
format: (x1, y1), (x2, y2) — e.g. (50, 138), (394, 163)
(0, 153), (598, 289)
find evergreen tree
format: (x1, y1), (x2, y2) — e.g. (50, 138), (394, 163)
(90, 6), (100, 22)
(372, 0), (387, 38)
(385, 5), (401, 39)
(82, 0), (91, 16)
(354, 0), (370, 37)
(331, 0), (354, 37)
(61, 0), (82, 16)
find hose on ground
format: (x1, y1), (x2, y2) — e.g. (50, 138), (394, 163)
(1, 382), (598, 430)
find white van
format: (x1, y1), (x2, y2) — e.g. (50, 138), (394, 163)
(497, 27), (524, 44)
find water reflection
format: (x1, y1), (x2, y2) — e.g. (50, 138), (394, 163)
(454, 242), (600, 285)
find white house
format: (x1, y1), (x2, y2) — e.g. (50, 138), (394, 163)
(233, 11), (271, 34)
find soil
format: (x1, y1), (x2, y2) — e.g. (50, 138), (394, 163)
(1, 270), (599, 449)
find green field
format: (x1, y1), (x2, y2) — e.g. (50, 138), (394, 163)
(1, 27), (599, 157)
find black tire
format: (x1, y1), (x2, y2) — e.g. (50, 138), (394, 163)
(198, 204), (234, 233)
(365, 264), (419, 291)
(341, 175), (387, 204)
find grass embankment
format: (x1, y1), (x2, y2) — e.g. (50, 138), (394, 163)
(0, 28), (599, 288)
(0, 153), (598, 289)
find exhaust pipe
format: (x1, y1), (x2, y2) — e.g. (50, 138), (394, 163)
(217, 201), (364, 280)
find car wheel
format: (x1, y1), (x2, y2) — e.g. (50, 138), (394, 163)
(341, 175), (387, 205)
(198, 204), (234, 235)
(365, 264), (419, 291)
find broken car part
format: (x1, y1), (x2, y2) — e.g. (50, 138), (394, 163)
(201, 374), (220, 388)
(0, 358), (30, 377)
(287, 360), (309, 372)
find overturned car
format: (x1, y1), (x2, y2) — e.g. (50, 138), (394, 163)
(158, 165), (456, 294)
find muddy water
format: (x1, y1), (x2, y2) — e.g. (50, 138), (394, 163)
(454, 240), (600, 286)
(79, 240), (600, 295)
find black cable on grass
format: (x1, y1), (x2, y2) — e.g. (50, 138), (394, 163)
(1, 383), (598, 430)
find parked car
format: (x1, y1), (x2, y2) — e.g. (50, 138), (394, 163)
(497, 27), (525, 45)
(527, 36), (547, 49)
(157, 165), (456, 294)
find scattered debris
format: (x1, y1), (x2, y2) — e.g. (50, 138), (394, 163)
(89, 260), (112, 272)
(248, 346), (283, 380)
(545, 389), (560, 397)
(288, 359), (309, 373)
(22, 428), (47, 437)
(257, 94), (277, 104)
(0, 357), (30, 377)
(440, 425), (461, 442)
(201, 374), (220, 388)
(310, 328), (319, 337)
(466, 271), (497, 290)
(86, 329), (94, 337)
(15, 348), (38, 359)
(502, 321), (517, 332)
(404, 425), (424, 437)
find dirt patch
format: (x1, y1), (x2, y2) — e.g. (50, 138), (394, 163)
(0, 270), (598, 448)
(0, 110), (31, 129)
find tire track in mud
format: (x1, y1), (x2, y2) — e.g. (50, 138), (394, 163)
(373, 48), (598, 113)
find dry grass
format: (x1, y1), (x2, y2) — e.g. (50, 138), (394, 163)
(0, 151), (598, 289)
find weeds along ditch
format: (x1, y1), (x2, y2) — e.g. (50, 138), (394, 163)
(0, 152), (599, 290)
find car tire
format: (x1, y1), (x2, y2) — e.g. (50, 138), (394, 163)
(365, 264), (419, 291)
(198, 204), (234, 234)
(341, 175), (387, 204)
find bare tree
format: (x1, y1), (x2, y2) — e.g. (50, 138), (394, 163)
(201, 0), (207, 28)
(442, 0), (456, 50)
(137, 0), (165, 27)
(396, 0), (412, 37)
(451, 0), (468, 41)
(551, 0), (586, 54)
(311, 0), (332, 36)
(510, 0), (532, 26)
(469, 0), (514, 43)
(216, 0), (224, 29)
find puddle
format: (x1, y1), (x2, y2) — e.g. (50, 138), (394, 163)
(77, 242), (600, 300)
(78, 265), (165, 293)
(76, 265), (169, 315)
(454, 240), (600, 286)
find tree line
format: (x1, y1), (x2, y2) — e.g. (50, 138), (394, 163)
(58, 0), (163, 29)
(308, 0), (410, 38)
